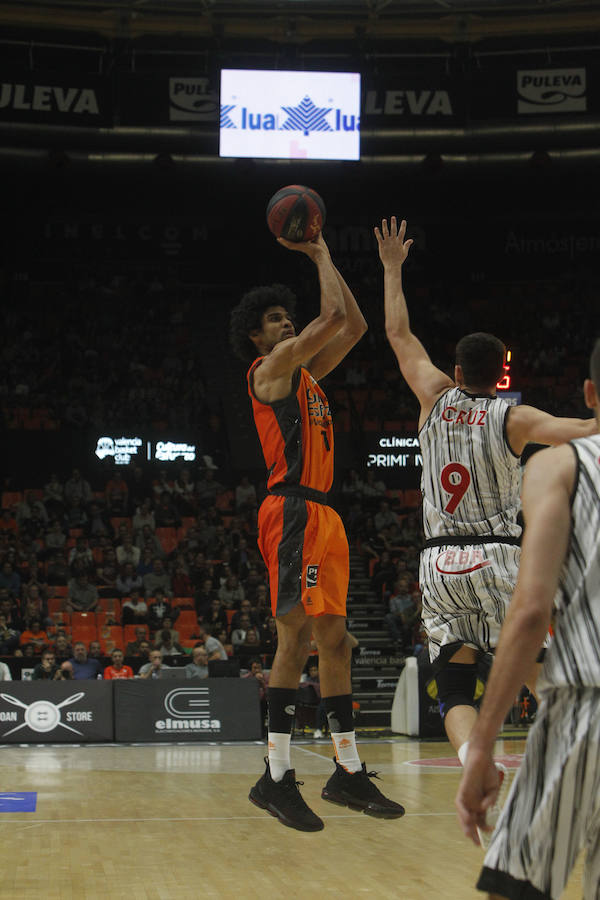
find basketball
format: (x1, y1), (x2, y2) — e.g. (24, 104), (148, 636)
(266, 185), (326, 242)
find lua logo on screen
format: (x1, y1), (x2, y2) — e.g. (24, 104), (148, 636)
(220, 70), (360, 160)
(221, 93), (359, 135)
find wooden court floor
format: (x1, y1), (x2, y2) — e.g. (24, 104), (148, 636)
(0, 736), (583, 900)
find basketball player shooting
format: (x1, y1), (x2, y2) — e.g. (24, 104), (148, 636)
(375, 216), (596, 781)
(230, 230), (405, 832)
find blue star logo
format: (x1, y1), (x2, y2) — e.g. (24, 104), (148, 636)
(280, 95), (333, 137)
(220, 104), (236, 129)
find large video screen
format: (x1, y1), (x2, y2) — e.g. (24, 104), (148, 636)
(219, 69), (360, 161)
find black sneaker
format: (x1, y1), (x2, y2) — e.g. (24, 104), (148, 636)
(249, 758), (324, 832)
(321, 758), (405, 819)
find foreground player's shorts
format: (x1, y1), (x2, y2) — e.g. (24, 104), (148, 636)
(258, 493), (349, 618)
(479, 686), (600, 899)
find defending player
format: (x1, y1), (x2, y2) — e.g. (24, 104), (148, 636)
(456, 339), (600, 899)
(230, 232), (405, 832)
(375, 216), (596, 771)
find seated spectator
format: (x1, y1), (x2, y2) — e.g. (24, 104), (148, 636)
(43, 472), (64, 516)
(341, 468), (364, 503)
(374, 500), (400, 533)
(253, 583), (270, 626)
(86, 502), (113, 541)
(16, 491), (48, 530)
(135, 525), (165, 560)
(231, 613), (260, 650)
(384, 575), (420, 650)
(121, 590), (148, 625)
(138, 648), (170, 679)
(57, 660), (74, 680)
(171, 559), (191, 600)
(152, 469), (173, 501)
(0, 613), (20, 654)
(128, 465), (150, 513)
(136, 547), (155, 577)
(32, 648), (59, 680)
(173, 468), (196, 514)
(204, 596), (228, 633)
(68, 536), (95, 574)
(88, 640), (104, 660)
(196, 623), (227, 661)
(215, 627), (233, 658)
(45, 520), (66, 555)
(147, 589), (173, 633)
(230, 537), (252, 581)
(0, 561), (20, 600)
(231, 598), (259, 631)
(52, 631), (73, 661)
(189, 552), (211, 590)
(234, 475), (257, 515)
(154, 491), (181, 529)
(16, 643), (36, 661)
(196, 469), (223, 509)
(360, 469), (387, 502)
(19, 619), (49, 653)
(185, 645), (209, 679)
(116, 562), (143, 599)
(303, 660), (327, 738)
(0, 659), (12, 680)
(65, 496), (89, 531)
(125, 627), (150, 657)
(260, 615), (278, 656)
(103, 648), (134, 679)
(243, 656), (269, 725)
(105, 470), (129, 515)
(116, 535), (141, 569)
(66, 574), (99, 613)
(96, 548), (119, 597)
(64, 468), (92, 509)
(143, 558), (173, 599)
(218, 574), (245, 609)
(153, 616), (179, 646)
(132, 498), (155, 536)
(46, 551), (69, 587)
(69, 641), (102, 679)
(371, 550), (397, 597)
(156, 628), (185, 658)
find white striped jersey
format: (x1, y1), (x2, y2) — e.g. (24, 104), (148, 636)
(419, 387), (521, 541)
(539, 434), (600, 691)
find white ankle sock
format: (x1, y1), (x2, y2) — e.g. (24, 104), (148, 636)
(330, 731), (362, 773)
(268, 732), (291, 782)
(457, 741), (469, 766)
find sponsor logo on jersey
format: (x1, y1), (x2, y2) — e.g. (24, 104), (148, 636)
(435, 548), (493, 575)
(306, 565), (319, 588)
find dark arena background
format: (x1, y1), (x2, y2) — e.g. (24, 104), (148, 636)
(0, 2), (598, 897)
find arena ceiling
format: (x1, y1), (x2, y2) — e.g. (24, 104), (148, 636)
(5, 0), (600, 44)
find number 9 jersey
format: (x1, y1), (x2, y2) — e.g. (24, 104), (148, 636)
(419, 386), (522, 542)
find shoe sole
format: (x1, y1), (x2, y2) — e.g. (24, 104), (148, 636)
(321, 790), (405, 819)
(249, 789), (324, 832)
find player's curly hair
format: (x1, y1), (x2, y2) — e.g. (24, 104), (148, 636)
(229, 284), (297, 362)
(455, 332), (505, 390)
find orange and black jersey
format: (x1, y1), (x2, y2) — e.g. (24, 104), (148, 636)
(247, 358), (333, 494)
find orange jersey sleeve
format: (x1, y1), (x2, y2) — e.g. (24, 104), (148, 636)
(247, 360), (334, 493)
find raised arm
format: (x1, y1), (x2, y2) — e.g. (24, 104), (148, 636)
(253, 234), (346, 399)
(306, 260), (368, 381)
(506, 404), (597, 456)
(375, 217), (453, 418)
(455, 444), (575, 844)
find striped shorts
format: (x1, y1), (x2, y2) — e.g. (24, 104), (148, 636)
(419, 542), (520, 664)
(479, 687), (600, 899)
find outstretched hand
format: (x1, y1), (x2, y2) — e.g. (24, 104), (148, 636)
(374, 217), (413, 267)
(277, 231), (330, 261)
(455, 749), (503, 846)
